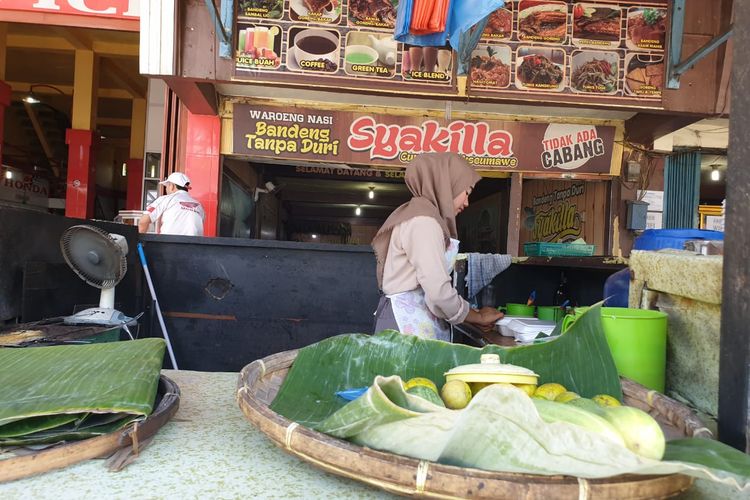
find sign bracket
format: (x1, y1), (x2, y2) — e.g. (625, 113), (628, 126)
(667, 0), (732, 89)
(205, 0), (234, 59)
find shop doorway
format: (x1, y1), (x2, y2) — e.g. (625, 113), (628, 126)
(219, 158), (511, 251)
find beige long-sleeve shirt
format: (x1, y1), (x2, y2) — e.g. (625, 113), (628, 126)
(382, 216), (470, 324)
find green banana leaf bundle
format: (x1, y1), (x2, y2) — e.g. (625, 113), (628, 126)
(271, 303), (621, 427)
(316, 378), (750, 492)
(0, 338), (165, 447)
(270, 305), (750, 492)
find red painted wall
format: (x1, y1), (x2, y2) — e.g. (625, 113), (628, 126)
(181, 109), (221, 237)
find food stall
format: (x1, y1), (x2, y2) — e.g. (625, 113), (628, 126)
(3, 0), (747, 497)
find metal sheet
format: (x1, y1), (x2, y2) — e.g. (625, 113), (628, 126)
(0, 206), (142, 323)
(139, 234), (379, 371)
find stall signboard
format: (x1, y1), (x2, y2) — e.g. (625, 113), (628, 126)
(0, 0), (139, 29)
(519, 179), (609, 252)
(0, 171), (50, 208)
(233, 0), (667, 106)
(230, 102), (620, 173)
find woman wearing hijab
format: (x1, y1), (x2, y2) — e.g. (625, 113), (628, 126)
(372, 153), (504, 340)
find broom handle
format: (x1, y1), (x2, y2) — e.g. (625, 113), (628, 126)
(137, 243), (179, 370)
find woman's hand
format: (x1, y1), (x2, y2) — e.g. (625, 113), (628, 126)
(465, 307), (504, 333)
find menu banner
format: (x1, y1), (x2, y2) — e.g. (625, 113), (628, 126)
(471, 0), (667, 100)
(235, 0), (454, 94)
(233, 0), (668, 105)
(230, 103), (619, 173)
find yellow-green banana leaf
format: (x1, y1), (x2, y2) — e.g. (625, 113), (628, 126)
(317, 377), (750, 493)
(271, 304), (621, 428)
(0, 338), (165, 446)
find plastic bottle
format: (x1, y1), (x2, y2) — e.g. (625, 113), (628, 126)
(553, 272), (575, 307)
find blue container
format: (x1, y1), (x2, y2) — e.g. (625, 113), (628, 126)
(633, 229), (724, 251)
(603, 268), (630, 308)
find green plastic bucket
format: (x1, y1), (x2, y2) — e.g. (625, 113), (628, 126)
(565, 307), (667, 392)
(537, 306), (566, 322)
(499, 303), (535, 317)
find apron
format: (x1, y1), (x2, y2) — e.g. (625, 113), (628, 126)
(375, 239), (460, 342)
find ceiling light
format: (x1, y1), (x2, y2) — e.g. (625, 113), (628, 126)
(23, 95), (40, 104)
(368, 186), (375, 199)
(311, 234), (318, 239)
(4, 170), (12, 180)
(355, 206), (362, 216)
(711, 166), (721, 182)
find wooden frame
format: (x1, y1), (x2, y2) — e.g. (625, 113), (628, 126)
(0, 375), (180, 484)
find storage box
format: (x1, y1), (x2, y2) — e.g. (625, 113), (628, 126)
(523, 242), (595, 257)
(495, 316), (525, 337)
(506, 318), (557, 343)
(626, 200), (649, 230)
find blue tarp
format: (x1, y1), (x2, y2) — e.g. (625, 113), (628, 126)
(395, 0), (506, 68)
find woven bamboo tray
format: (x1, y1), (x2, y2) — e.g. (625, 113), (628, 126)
(237, 350), (703, 499)
(0, 375), (180, 483)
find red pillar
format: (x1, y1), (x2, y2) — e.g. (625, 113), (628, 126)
(125, 158), (144, 210)
(0, 81), (10, 164)
(182, 110), (220, 237)
(65, 129), (96, 219)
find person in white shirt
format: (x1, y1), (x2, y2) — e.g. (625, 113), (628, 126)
(138, 172), (205, 236)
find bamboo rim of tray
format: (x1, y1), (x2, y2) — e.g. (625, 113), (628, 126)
(0, 375), (180, 484)
(237, 350), (698, 499)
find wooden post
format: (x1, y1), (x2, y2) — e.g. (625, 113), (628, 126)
(507, 173), (523, 256)
(65, 49), (98, 219)
(0, 23), (7, 165)
(0, 23), (7, 80)
(719, 0), (750, 452)
(126, 98), (147, 209)
(71, 49), (98, 130)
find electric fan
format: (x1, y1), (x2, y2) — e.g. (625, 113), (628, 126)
(60, 225), (133, 326)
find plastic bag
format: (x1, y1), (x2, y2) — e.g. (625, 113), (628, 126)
(394, 0), (505, 50)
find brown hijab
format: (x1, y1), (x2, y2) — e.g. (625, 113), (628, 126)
(372, 153), (481, 288)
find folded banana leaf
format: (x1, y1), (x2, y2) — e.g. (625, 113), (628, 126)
(0, 416), (140, 446)
(0, 338), (165, 446)
(0, 414), (80, 438)
(317, 377), (750, 493)
(271, 304), (621, 428)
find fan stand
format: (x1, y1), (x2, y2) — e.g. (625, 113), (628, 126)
(63, 287), (133, 326)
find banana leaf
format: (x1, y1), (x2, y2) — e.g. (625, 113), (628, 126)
(0, 414), (80, 438)
(0, 338), (165, 445)
(271, 304), (621, 428)
(316, 377), (750, 493)
(0, 416), (140, 446)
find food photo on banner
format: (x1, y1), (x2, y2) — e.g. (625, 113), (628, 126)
(232, 0), (668, 104)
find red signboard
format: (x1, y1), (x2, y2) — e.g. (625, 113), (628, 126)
(0, 0), (139, 30)
(231, 103), (620, 174)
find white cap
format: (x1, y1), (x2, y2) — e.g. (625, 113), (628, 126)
(159, 172), (191, 188)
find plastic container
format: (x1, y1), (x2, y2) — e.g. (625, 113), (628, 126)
(506, 318), (557, 343)
(524, 242), (595, 257)
(444, 354), (539, 385)
(564, 307), (667, 392)
(603, 268), (630, 308)
(633, 229), (724, 251)
(536, 306), (566, 322)
(500, 303), (535, 317)
(495, 316), (523, 337)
